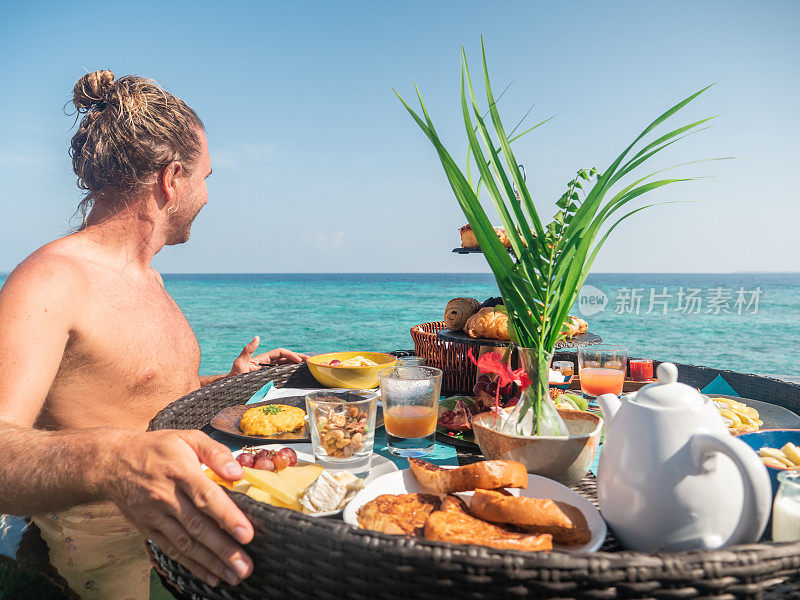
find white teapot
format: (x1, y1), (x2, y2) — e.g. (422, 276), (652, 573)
(596, 362), (771, 552)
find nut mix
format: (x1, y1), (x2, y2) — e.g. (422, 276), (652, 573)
(316, 404), (368, 458)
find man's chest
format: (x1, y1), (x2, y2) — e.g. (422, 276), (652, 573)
(62, 279), (201, 394)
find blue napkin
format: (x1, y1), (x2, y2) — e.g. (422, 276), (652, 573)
(245, 380), (274, 404)
(701, 375), (739, 397)
(373, 429), (459, 469)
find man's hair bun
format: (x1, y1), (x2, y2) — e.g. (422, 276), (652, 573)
(72, 69), (115, 112)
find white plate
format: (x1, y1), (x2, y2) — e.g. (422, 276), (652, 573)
(342, 468), (607, 552)
(228, 444), (398, 517)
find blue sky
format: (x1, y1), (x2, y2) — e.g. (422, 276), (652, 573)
(0, 1), (798, 273)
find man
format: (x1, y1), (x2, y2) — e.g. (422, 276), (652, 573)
(0, 70), (306, 598)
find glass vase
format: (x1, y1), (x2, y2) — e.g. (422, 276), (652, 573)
(499, 347), (568, 437)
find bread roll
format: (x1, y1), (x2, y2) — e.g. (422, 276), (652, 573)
(444, 297), (480, 331)
(464, 307), (510, 341)
(469, 488), (591, 546)
(408, 458), (527, 493)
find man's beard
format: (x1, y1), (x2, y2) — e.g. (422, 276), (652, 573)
(165, 199), (203, 246)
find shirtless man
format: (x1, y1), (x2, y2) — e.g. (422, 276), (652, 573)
(0, 70), (306, 598)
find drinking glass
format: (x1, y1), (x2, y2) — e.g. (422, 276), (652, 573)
(397, 356), (427, 367)
(552, 360), (575, 379)
(378, 365), (442, 457)
(773, 471), (800, 542)
(629, 358), (654, 382)
(305, 390), (377, 471)
(578, 345), (628, 400)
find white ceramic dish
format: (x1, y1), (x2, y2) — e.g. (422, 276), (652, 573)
(224, 444), (398, 517)
(342, 468), (607, 552)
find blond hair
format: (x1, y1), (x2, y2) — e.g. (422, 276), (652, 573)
(69, 69), (204, 225)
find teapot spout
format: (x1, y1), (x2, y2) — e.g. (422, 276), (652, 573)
(596, 393), (622, 424)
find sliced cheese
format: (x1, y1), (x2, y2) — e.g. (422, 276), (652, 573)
(275, 464), (324, 493)
(242, 467), (302, 505)
(245, 486), (300, 510)
(204, 469), (244, 490)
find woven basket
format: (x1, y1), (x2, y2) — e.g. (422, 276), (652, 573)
(148, 361), (800, 600)
(411, 321), (476, 395)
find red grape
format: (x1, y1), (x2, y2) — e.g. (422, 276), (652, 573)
(277, 447), (297, 467)
(272, 452), (290, 471)
(485, 380), (498, 396)
(253, 449), (273, 462)
(236, 453), (255, 468)
(254, 456), (275, 471)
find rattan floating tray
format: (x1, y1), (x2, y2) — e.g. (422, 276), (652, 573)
(437, 327), (602, 349)
(148, 361), (800, 600)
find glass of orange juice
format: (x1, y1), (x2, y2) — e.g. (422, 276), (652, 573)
(379, 365), (442, 457)
(577, 345), (628, 402)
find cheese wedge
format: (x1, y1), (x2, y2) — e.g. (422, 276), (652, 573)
(242, 467), (303, 506)
(204, 469), (243, 490)
(275, 464), (324, 493)
(246, 485), (301, 510)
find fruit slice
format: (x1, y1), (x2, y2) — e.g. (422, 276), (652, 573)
(782, 443), (800, 466)
(242, 467), (302, 506)
(245, 486), (300, 510)
(274, 464), (324, 493)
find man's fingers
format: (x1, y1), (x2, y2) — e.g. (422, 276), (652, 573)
(174, 461), (254, 545)
(151, 517), (248, 587)
(238, 336), (260, 361)
(177, 430), (243, 481)
(174, 494), (253, 581)
(148, 527), (222, 587)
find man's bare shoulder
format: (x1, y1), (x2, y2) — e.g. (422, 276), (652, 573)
(1, 238), (91, 307)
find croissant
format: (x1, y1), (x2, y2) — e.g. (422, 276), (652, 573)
(459, 225), (512, 249)
(560, 316), (589, 338)
(444, 297), (481, 331)
(464, 307), (510, 341)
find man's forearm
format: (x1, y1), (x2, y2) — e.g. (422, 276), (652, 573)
(0, 425), (125, 516)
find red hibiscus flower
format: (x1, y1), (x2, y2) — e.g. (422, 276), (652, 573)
(467, 349), (531, 415)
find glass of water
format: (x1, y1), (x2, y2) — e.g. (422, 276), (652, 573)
(378, 365), (442, 457)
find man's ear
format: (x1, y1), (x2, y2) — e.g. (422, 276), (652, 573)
(160, 162), (184, 202)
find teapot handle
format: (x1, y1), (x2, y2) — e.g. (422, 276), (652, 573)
(690, 431), (772, 545)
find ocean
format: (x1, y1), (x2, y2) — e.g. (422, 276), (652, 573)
(157, 272), (800, 379)
(0, 271), (798, 559)
(0, 272), (796, 378)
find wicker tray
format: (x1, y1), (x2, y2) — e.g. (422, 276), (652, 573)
(148, 361), (800, 600)
(437, 327), (603, 349)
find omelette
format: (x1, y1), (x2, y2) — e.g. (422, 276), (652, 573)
(239, 404), (306, 437)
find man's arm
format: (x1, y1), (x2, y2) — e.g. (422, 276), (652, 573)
(0, 258), (254, 587)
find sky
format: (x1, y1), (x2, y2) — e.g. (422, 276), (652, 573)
(0, 0), (798, 274)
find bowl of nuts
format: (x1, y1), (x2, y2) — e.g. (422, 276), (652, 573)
(305, 390), (378, 471)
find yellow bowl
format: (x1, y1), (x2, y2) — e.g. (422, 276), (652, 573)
(307, 352), (397, 389)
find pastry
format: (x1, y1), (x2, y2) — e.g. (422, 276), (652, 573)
(469, 489), (591, 546)
(357, 493), (441, 536)
(408, 457), (527, 493)
(459, 224), (512, 249)
(424, 509), (552, 552)
(444, 297), (481, 331)
(464, 307), (510, 341)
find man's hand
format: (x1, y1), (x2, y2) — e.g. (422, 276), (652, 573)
(106, 430), (255, 587)
(229, 336), (308, 376)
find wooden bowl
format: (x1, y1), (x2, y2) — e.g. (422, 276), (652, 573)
(472, 408), (603, 487)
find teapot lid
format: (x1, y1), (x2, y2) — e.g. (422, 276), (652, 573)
(633, 363), (705, 408)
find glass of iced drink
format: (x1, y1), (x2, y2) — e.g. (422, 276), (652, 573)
(578, 345), (628, 401)
(379, 365), (442, 457)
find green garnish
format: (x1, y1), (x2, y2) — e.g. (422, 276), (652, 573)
(261, 405), (283, 415)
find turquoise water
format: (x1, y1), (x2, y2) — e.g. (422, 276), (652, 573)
(159, 272), (800, 379)
(0, 272), (797, 378)
(0, 271), (798, 558)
